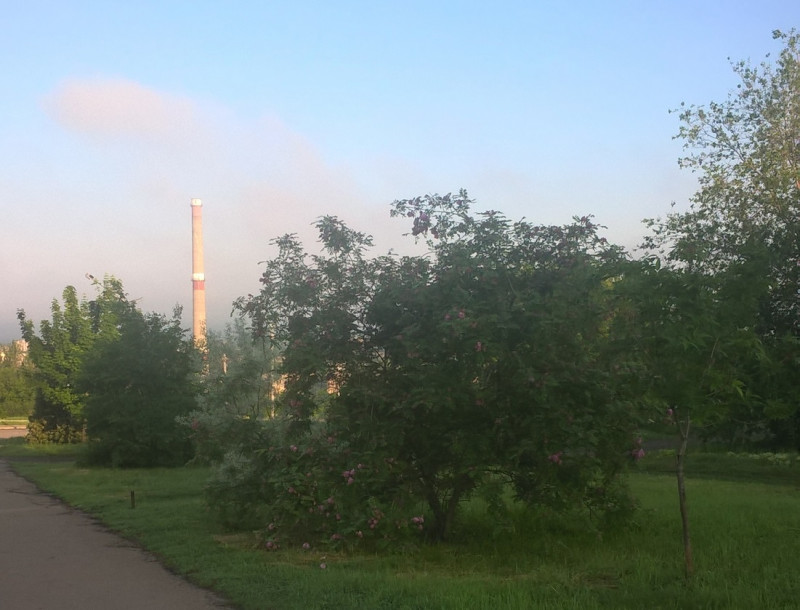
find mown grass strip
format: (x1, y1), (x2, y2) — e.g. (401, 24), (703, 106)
(4, 448), (800, 609)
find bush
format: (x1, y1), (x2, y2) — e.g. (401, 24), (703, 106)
(78, 308), (197, 467)
(230, 196), (640, 542)
(204, 416), (427, 549)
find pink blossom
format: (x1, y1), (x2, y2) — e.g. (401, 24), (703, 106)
(290, 445), (298, 452)
(667, 408), (674, 417)
(475, 341), (484, 351)
(444, 313), (451, 321)
(632, 448), (645, 461)
(356, 530), (363, 538)
(302, 542), (311, 550)
(327, 496), (335, 505)
(458, 309), (466, 319)
(288, 486), (296, 495)
(548, 452), (563, 465)
(320, 563), (327, 569)
(347, 477), (355, 485)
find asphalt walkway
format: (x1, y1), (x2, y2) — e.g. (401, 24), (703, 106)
(0, 459), (230, 609)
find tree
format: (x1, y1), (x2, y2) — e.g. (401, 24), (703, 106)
(644, 29), (800, 448)
(78, 305), (198, 467)
(230, 192), (638, 544)
(633, 30), (800, 577)
(0, 342), (36, 418)
(185, 319), (280, 465)
(18, 277), (129, 443)
(615, 257), (765, 578)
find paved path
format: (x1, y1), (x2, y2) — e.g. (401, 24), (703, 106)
(0, 460), (231, 609)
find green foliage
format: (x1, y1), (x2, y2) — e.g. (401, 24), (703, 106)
(0, 343), (35, 418)
(183, 320), (280, 465)
(18, 276), (130, 443)
(230, 192), (639, 543)
(78, 306), (198, 467)
(615, 258), (762, 426)
(643, 30), (800, 449)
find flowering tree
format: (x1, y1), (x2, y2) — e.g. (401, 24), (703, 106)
(231, 192), (640, 544)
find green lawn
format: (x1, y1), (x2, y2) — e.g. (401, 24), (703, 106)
(3, 442), (799, 609)
(0, 417), (28, 426)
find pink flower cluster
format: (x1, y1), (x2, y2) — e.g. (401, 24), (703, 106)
(410, 515), (425, 531)
(548, 451), (563, 465)
(368, 508), (385, 530)
(444, 308), (467, 321)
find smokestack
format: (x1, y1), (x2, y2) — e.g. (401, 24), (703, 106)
(191, 198), (207, 346)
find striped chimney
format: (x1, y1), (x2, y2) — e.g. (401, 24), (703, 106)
(190, 198), (207, 346)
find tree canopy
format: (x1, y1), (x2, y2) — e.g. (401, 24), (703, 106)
(228, 193), (639, 542)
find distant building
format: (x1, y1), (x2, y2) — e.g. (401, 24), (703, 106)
(8, 339), (29, 367)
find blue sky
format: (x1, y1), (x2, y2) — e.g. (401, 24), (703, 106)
(2, 1), (799, 342)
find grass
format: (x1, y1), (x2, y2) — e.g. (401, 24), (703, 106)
(0, 416), (28, 426)
(3, 441), (800, 609)
(0, 436), (86, 458)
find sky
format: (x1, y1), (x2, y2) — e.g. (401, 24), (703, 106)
(2, 1), (799, 343)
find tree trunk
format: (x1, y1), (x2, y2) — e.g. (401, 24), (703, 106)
(421, 473), (472, 542)
(676, 415), (693, 579)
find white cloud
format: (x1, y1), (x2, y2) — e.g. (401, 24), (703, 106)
(44, 78), (202, 142)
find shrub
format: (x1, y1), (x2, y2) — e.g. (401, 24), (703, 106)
(79, 308), (197, 467)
